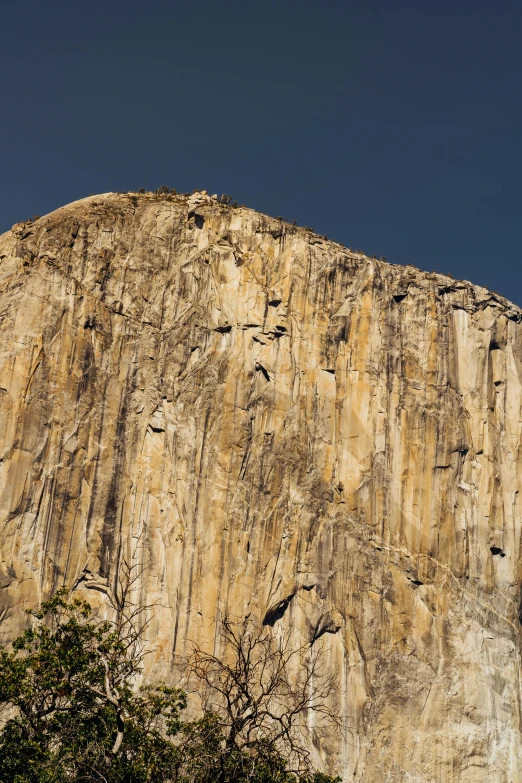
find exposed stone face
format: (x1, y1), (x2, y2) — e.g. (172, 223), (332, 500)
(1, 191), (522, 781)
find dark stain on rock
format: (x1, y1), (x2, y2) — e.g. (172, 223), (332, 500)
(99, 364), (137, 578)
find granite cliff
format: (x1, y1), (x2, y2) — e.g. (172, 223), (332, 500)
(0, 191), (521, 781)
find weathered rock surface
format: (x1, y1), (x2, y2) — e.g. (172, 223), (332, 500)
(1, 191), (522, 781)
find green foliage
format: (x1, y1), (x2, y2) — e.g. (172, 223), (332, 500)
(0, 590), (185, 782)
(0, 591), (340, 783)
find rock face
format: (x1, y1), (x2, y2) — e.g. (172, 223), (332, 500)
(1, 191), (522, 781)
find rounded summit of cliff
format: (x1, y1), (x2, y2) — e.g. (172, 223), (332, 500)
(3, 189), (520, 324)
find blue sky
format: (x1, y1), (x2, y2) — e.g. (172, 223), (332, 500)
(1, 0), (521, 302)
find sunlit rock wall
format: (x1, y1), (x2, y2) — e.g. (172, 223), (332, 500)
(0, 191), (521, 781)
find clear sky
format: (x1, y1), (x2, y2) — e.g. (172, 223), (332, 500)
(1, 0), (521, 303)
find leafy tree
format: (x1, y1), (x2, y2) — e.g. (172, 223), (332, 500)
(0, 588), (185, 782)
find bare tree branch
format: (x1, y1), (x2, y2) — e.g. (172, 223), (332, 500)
(186, 616), (340, 777)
